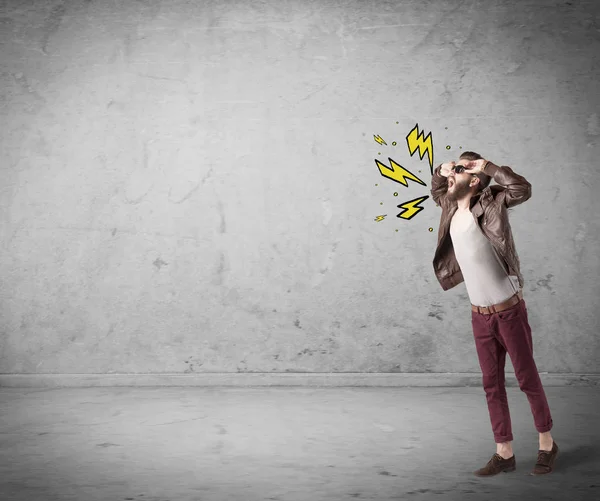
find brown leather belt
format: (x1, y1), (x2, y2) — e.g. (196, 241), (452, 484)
(471, 290), (523, 315)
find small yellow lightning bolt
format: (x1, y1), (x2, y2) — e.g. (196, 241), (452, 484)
(397, 195), (429, 220)
(406, 123), (433, 171)
(374, 134), (387, 145)
(375, 157), (427, 187)
(374, 215), (387, 222)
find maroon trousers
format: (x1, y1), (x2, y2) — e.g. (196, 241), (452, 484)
(471, 297), (553, 443)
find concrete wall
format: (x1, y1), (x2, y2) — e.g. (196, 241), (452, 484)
(1, 0), (599, 377)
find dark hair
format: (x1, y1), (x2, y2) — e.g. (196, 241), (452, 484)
(460, 151), (491, 193)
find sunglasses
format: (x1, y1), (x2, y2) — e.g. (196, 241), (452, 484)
(452, 164), (476, 175)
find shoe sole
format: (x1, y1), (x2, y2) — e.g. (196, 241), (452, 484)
(474, 465), (516, 477)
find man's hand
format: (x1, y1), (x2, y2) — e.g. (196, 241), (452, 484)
(440, 161), (456, 177)
(463, 158), (488, 175)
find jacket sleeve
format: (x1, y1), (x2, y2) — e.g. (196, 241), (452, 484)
(484, 161), (532, 208)
(430, 164), (449, 209)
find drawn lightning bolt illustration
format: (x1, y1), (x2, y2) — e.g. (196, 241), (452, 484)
(375, 157), (427, 187)
(406, 123), (434, 174)
(374, 215), (387, 222)
(397, 196), (429, 220)
(373, 134), (387, 145)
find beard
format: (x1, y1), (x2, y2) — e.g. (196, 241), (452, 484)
(447, 180), (471, 202)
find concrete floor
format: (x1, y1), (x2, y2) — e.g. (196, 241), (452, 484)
(0, 386), (598, 501)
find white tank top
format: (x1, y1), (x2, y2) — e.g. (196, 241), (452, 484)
(450, 208), (520, 307)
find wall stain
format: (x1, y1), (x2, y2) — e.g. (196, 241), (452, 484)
(319, 241), (338, 275)
(124, 185), (152, 205)
(297, 348), (328, 356)
(40, 2), (66, 55)
(531, 273), (554, 292)
(153, 257), (168, 270)
(427, 302), (445, 321)
(294, 319), (301, 328)
(168, 181), (201, 204)
(184, 356), (203, 372)
(324, 337), (340, 350)
(428, 310), (444, 321)
(217, 198), (226, 233)
(104, 323), (116, 339)
(405, 333), (437, 370)
(214, 252), (226, 285)
(573, 222), (587, 264)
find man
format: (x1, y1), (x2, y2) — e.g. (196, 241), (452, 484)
(430, 151), (558, 477)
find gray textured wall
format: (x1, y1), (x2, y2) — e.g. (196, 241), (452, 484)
(1, 0), (599, 376)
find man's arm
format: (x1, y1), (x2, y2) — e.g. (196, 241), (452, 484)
(483, 161), (532, 208)
(431, 163), (450, 209)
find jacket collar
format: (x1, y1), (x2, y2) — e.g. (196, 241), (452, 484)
(470, 192), (484, 217)
(469, 185), (496, 217)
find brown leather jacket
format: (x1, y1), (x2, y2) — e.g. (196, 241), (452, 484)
(431, 161), (532, 291)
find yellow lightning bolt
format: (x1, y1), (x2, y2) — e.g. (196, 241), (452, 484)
(397, 195), (429, 220)
(375, 157), (427, 187)
(406, 123), (433, 172)
(374, 215), (387, 222)
(374, 134), (387, 145)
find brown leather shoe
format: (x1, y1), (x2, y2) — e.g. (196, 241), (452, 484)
(531, 440), (558, 475)
(474, 453), (516, 476)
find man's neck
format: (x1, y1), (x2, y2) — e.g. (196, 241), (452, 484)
(456, 193), (476, 211)
(456, 200), (471, 211)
